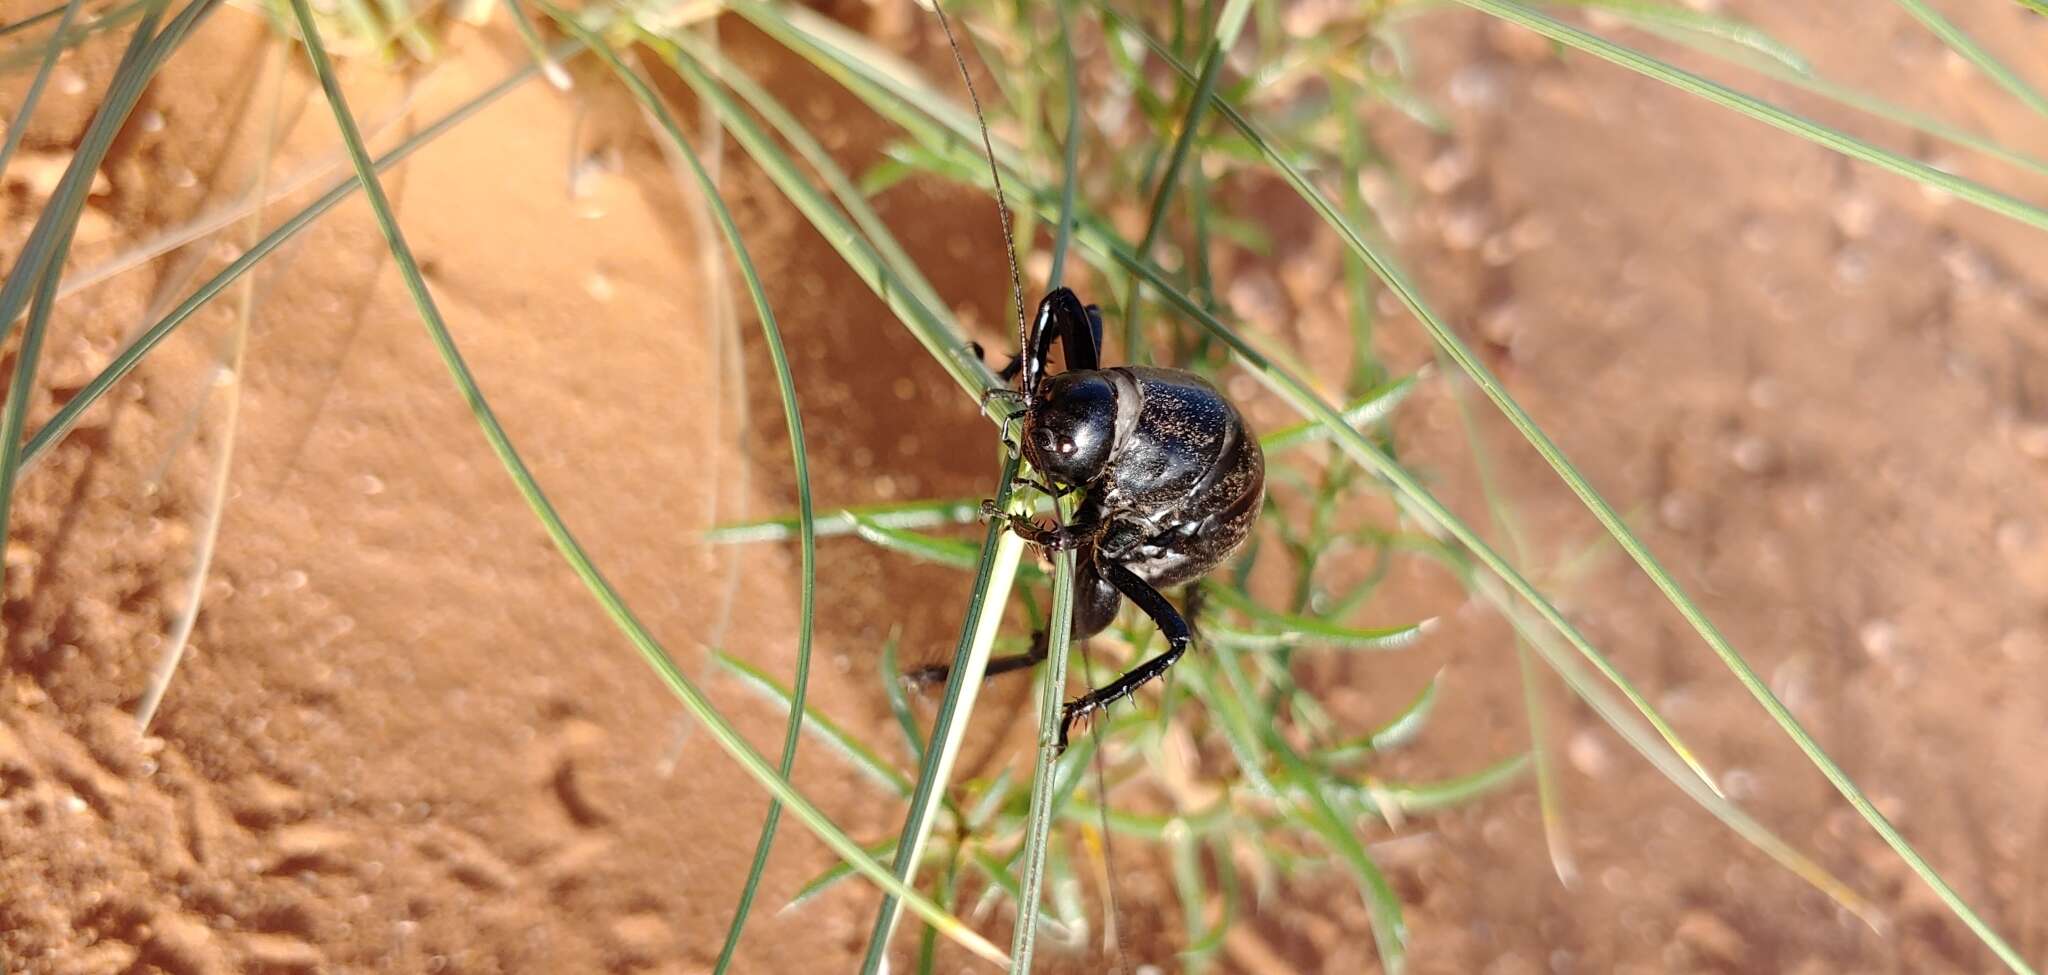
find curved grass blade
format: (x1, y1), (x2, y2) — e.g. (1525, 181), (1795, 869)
(650, 33), (1001, 404)
(661, 34), (950, 329)
(0, 0), (87, 179)
(21, 54), (558, 471)
(136, 38), (284, 732)
(1635, 20), (2048, 181)
(520, 13), (821, 971)
(1889, 0), (2048, 120)
(1543, 0), (1810, 74)
(1134, 9), (2033, 963)
(0, 0), (151, 70)
(1320, 672), (1442, 762)
(0, 0), (192, 580)
(1453, 0), (2048, 232)
(1360, 753), (1531, 817)
(1276, 754), (1406, 969)
(1199, 582), (1428, 651)
(284, 1), (1002, 963)
(715, 651), (910, 797)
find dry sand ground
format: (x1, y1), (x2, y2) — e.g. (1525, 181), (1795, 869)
(2, 2), (2046, 972)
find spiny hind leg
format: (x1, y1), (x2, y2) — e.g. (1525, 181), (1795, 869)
(1057, 560), (1190, 751)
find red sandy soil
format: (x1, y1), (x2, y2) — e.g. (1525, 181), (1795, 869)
(2, 2), (2046, 973)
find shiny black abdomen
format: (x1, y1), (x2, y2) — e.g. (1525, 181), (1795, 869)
(1086, 366), (1264, 588)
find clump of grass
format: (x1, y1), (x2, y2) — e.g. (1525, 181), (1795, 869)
(5, 0), (2046, 972)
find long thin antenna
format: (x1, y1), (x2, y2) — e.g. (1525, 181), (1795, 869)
(931, 1), (1029, 356)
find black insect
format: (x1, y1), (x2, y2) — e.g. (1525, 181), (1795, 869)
(914, 288), (1265, 750)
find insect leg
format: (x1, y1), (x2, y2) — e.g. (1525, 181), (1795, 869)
(1057, 560), (1191, 750)
(904, 557), (1120, 687)
(1019, 287), (1102, 398)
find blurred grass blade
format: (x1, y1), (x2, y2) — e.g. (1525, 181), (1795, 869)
(1548, 0), (1810, 73)
(715, 651), (910, 797)
(1200, 582), (1428, 651)
(1889, 0), (2048, 119)
(136, 37), (284, 733)
(1258, 376), (1417, 452)
(879, 633), (925, 762)
(850, 515), (988, 572)
(0, 0), (86, 179)
(787, 838), (899, 911)
(1278, 760), (1406, 969)
(1010, 538), (1077, 971)
(1369, 753), (1531, 816)
(22, 53), (557, 471)
(537, 17), (821, 971)
(1121, 0), (1253, 359)
(1629, 18), (2048, 181)
(502, 0), (569, 89)
(0, 0), (192, 582)
(666, 35), (951, 340)
(706, 498), (987, 544)
(0, 0), (151, 69)
(285, 1), (1003, 963)
(1455, 0), (2048, 232)
(650, 31), (1002, 404)
(1320, 672), (1442, 762)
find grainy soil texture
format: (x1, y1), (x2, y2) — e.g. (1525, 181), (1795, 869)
(2, 2), (2046, 973)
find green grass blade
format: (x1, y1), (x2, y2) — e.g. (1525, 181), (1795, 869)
(1258, 376), (1417, 452)
(879, 633), (926, 763)
(1889, 0), (2048, 119)
(0, 0), (86, 179)
(500, 0), (568, 88)
(1642, 21), (2048, 181)
(1455, 0), (2048, 232)
(1199, 582), (1428, 651)
(1368, 753), (1531, 816)
(1121, 0), (1252, 360)
(0, 1), (72, 40)
(788, 838), (899, 911)
(0, 0), (151, 69)
(1320, 672), (1442, 762)
(666, 35), (951, 330)
(650, 33), (1000, 405)
(0, 0), (190, 583)
(1008, 539), (1076, 972)
(284, 1), (1003, 963)
(715, 651), (910, 797)
(537, 17), (820, 970)
(850, 515), (992, 572)
(1277, 757), (1406, 969)
(1547, 0), (1810, 74)
(857, 457), (1028, 972)
(706, 498), (989, 544)
(1046, 0), (1080, 292)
